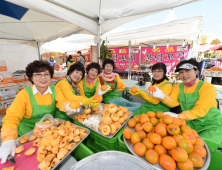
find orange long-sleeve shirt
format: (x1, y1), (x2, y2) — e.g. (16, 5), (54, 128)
(161, 80), (218, 121)
(141, 80), (173, 104)
(1, 85), (69, 142)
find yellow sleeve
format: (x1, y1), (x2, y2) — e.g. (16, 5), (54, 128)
(96, 78), (101, 92)
(116, 76), (125, 85)
(56, 79), (89, 105)
(1, 90), (28, 142)
(142, 83), (173, 104)
(77, 80), (85, 96)
(178, 82), (217, 121)
(161, 84), (180, 107)
(54, 86), (71, 111)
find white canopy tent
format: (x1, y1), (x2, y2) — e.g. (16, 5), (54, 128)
(6, 0), (201, 62)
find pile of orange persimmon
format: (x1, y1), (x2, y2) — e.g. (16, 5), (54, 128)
(123, 111), (206, 170)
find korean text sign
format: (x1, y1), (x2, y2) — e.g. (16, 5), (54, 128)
(142, 45), (190, 72)
(109, 48), (139, 72)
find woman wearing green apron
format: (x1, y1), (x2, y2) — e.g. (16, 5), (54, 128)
(131, 63), (173, 115)
(77, 62), (110, 99)
(55, 63), (101, 121)
(0, 60), (80, 164)
(149, 58), (222, 145)
(98, 59), (126, 104)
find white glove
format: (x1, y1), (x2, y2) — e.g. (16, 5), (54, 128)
(97, 85), (111, 96)
(65, 102), (82, 115)
(148, 86), (165, 99)
(0, 140), (16, 164)
(145, 82), (151, 90)
(164, 112), (179, 118)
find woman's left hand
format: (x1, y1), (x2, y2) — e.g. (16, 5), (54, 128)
(148, 86), (165, 99)
(117, 84), (125, 92)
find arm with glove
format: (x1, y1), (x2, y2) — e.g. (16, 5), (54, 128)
(116, 76), (126, 92)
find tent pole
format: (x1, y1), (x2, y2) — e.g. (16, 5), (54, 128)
(139, 44), (142, 69)
(128, 40), (131, 80)
(97, 23), (101, 64)
(37, 41), (41, 60)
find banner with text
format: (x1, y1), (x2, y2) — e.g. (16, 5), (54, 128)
(141, 45), (190, 72)
(109, 48), (139, 72)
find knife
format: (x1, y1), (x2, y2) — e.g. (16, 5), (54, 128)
(7, 154), (16, 164)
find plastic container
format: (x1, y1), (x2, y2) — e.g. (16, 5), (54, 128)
(204, 139), (222, 170)
(118, 133), (131, 154)
(74, 121), (124, 152)
(109, 97), (141, 112)
(71, 143), (94, 161)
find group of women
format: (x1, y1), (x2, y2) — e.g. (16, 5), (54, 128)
(0, 57), (222, 164)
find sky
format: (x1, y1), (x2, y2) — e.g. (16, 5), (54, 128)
(42, 0), (222, 51)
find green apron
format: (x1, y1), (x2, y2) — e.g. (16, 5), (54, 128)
(133, 82), (171, 116)
(54, 79), (73, 121)
(83, 76), (99, 98)
(179, 80), (222, 144)
(18, 86), (56, 136)
(99, 76), (121, 104)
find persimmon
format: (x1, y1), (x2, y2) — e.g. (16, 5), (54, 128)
(143, 138), (154, 149)
(191, 129), (199, 138)
(173, 134), (184, 144)
(137, 130), (146, 140)
(147, 111), (155, 118)
(110, 124), (117, 134)
(131, 132), (141, 144)
(143, 122), (153, 132)
(178, 139), (193, 154)
(156, 111), (164, 119)
(101, 85), (108, 91)
(135, 123), (143, 131)
(25, 148), (36, 156)
(162, 115), (173, 124)
(156, 123), (167, 129)
(149, 133), (162, 145)
(193, 144), (207, 157)
(130, 86), (137, 93)
(182, 133), (196, 145)
(181, 125), (192, 133)
(159, 154), (176, 170)
(113, 121), (121, 130)
(162, 136), (177, 150)
(155, 125), (167, 137)
(141, 113), (148, 118)
(128, 119), (136, 127)
(145, 149), (159, 164)
(14, 145), (24, 153)
(147, 132), (153, 139)
(134, 142), (147, 156)
(140, 116), (149, 124)
(148, 85), (156, 93)
(101, 125), (111, 136)
(195, 138), (205, 147)
(154, 144), (167, 156)
(133, 115), (140, 123)
(167, 124), (180, 135)
(150, 117), (158, 126)
(188, 152), (204, 168)
(93, 95), (103, 103)
(180, 119), (186, 126)
(171, 147), (188, 163)
(19, 135), (28, 144)
(172, 117), (181, 126)
(117, 83), (124, 89)
(69, 100), (80, 109)
(177, 159), (194, 170)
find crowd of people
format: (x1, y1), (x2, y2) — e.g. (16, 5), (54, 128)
(0, 56), (221, 164)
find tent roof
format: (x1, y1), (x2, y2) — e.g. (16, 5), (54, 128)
(6, 0), (201, 42)
(66, 15), (203, 47)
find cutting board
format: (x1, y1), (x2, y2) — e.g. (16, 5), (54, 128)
(0, 141), (38, 170)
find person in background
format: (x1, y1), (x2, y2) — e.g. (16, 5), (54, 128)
(149, 58), (222, 145)
(130, 63), (173, 115)
(66, 55), (75, 70)
(77, 62), (110, 99)
(99, 59), (125, 104)
(0, 60), (79, 164)
(55, 63), (100, 120)
(48, 57), (54, 67)
(77, 51), (85, 68)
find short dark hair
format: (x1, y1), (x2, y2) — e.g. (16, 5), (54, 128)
(86, 62), (101, 75)
(26, 60), (54, 84)
(175, 58), (200, 72)
(151, 63), (168, 85)
(102, 59), (115, 69)
(77, 51), (81, 54)
(68, 63), (85, 80)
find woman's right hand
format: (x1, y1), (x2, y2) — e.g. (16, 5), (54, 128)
(0, 140), (16, 164)
(88, 97), (100, 108)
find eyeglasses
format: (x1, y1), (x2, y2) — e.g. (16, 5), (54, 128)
(33, 73), (51, 78)
(152, 71), (163, 74)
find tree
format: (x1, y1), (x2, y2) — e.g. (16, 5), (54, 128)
(100, 40), (113, 62)
(211, 39), (221, 45)
(200, 35), (209, 44)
